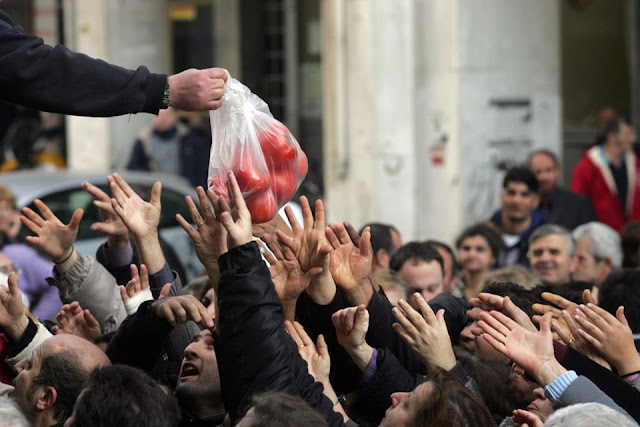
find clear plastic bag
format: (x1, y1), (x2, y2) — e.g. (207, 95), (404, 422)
(208, 72), (308, 223)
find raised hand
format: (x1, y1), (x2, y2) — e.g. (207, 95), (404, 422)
(276, 197), (332, 273)
(208, 173), (252, 249)
(574, 304), (640, 375)
(252, 212), (293, 242)
(21, 199), (82, 262)
(342, 221), (361, 248)
(285, 319), (350, 422)
(531, 291), (593, 339)
(332, 305), (369, 350)
(325, 223), (373, 291)
(176, 186), (228, 278)
(0, 273), (29, 341)
(109, 173), (161, 241)
(82, 181), (128, 248)
(120, 264), (154, 315)
(285, 320), (331, 383)
(260, 234), (322, 304)
(52, 301), (102, 342)
(552, 306), (609, 369)
(392, 293), (456, 372)
(331, 305), (374, 372)
(478, 311), (566, 386)
(151, 293), (214, 330)
(469, 293), (537, 333)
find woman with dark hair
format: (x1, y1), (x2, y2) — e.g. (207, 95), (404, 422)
(387, 369), (494, 427)
(454, 223), (503, 300)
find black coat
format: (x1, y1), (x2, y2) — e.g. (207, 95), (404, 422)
(539, 188), (597, 230)
(0, 10), (165, 116)
(215, 242), (344, 426)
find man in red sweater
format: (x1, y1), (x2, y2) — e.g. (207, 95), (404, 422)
(571, 115), (640, 232)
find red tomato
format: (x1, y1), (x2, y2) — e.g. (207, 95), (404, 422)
(233, 156), (271, 195)
(245, 190), (278, 223)
(295, 150), (308, 179)
(209, 175), (228, 199)
(272, 169), (297, 205)
(258, 123), (297, 168)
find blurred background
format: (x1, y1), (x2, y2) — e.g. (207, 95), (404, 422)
(0, 0), (637, 244)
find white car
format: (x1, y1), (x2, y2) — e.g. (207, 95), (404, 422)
(2, 170), (202, 284)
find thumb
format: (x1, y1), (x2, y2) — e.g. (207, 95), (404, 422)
(7, 273), (20, 299)
(119, 286), (129, 302)
(359, 230), (373, 260)
(540, 312), (553, 335)
(582, 289), (594, 305)
(355, 305), (369, 332)
(617, 306), (629, 327)
(69, 208), (84, 230)
(84, 310), (100, 328)
(150, 182), (162, 207)
(159, 283), (172, 299)
(316, 334), (328, 357)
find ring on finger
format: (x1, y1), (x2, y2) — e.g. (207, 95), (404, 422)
(195, 220), (205, 228)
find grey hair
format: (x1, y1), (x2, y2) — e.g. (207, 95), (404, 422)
(572, 222), (622, 268)
(528, 224), (575, 257)
(0, 397), (29, 427)
(544, 402), (637, 427)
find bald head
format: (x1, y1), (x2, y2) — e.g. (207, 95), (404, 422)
(12, 334), (111, 425)
(43, 335), (110, 370)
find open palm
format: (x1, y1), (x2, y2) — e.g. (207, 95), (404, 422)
(21, 199), (82, 260)
(325, 224), (372, 291)
(109, 174), (161, 240)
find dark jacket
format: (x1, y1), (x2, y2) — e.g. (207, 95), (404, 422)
(0, 10), (165, 116)
(296, 287), (426, 396)
(128, 124), (211, 188)
(215, 242), (344, 426)
(538, 187), (596, 231)
(490, 210), (544, 267)
(105, 273), (200, 391)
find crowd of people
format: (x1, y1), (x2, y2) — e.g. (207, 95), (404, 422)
(2, 6), (640, 427)
(0, 114), (639, 426)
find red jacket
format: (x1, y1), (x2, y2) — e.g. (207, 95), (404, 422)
(570, 146), (640, 231)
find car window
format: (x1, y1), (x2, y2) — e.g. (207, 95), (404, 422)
(160, 188), (192, 228)
(22, 187), (104, 241)
(19, 183), (194, 242)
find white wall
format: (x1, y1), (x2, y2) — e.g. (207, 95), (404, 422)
(322, 0), (417, 240)
(63, 0), (168, 171)
(323, 0), (561, 244)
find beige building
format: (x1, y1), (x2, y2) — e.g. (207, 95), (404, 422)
(5, 0), (639, 244)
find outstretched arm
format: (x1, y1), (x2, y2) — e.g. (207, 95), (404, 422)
(211, 173), (344, 426)
(0, 10), (226, 115)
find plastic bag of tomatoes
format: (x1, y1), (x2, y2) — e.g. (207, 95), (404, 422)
(207, 72), (308, 223)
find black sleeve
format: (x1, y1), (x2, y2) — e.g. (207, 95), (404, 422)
(0, 10), (166, 116)
(561, 346), (640, 423)
(106, 301), (173, 371)
(296, 289), (364, 395)
(126, 140), (151, 171)
(214, 242), (344, 427)
(365, 290), (425, 375)
(577, 194), (597, 224)
(95, 243), (140, 286)
(357, 348), (426, 423)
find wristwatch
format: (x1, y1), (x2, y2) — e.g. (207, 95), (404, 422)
(161, 79), (170, 109)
